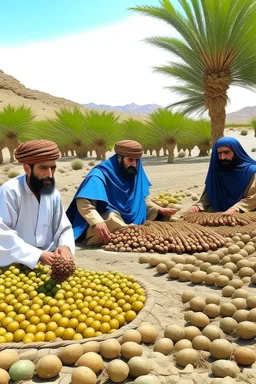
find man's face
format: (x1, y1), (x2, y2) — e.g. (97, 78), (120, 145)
(217, 146), (237, 169)
(26, 161), (56, 194)
(119, 156), (138, 177)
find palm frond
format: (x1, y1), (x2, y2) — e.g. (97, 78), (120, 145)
(83, 110), (120, 149)
(250, 117), (256, 129)
(0, 104), (35, 139)
(131, 0), (256, 119)
(118, 118), (148, 144)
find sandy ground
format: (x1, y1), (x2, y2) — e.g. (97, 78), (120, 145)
(1, 129), (256, 384)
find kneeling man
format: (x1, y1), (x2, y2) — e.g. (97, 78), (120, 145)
(67, 140), (177, 245)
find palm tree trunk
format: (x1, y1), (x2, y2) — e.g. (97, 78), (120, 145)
(207, 88), (227, 143)
(165, 144), (176, 163)
(198, 143), (210, 157)
(7, 145), (16, 163)
(5, 138), (19, 163)
(0, 142), (4, 164)
(76, 144), (88, 158)
(95, 145), (107, 161)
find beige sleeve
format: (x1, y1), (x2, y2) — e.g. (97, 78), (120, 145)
(145, 196), (160, 221)
(76, 198), (104, 227)
(194, 187), (213, 212)
(232, 174), (256, 212)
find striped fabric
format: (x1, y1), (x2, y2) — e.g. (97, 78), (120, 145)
(15, 140), (60, 164)
(114, 140), (143, 159)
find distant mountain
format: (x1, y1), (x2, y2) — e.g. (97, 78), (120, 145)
(84, 102), (161, 115)
(226, 105), (256, 123)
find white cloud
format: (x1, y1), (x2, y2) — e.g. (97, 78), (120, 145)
(0, 15), (255, 113)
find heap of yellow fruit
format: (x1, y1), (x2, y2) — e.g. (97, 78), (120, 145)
(0, 264), (146, 344)
(151, 191), (186, 208)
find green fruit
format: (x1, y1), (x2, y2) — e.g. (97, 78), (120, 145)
(9, 360), (35, 381)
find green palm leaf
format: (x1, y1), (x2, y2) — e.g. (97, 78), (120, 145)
(0, 104), (35, 162)
(118, 118), (149, 144)
(131, 0), (256, 142)
(178, 118), (211, 156)
(49, 108), (88, 158)
(146, 108), (187, 162)
(82, 111), (120, 160)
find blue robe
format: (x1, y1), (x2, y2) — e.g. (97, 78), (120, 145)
(205, 137), (256, 211)
(66, 155), (151, 239)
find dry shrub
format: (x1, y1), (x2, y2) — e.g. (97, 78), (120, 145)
(7, 169), (20, 178)
(240, 129), (248, 136)
(71, 159), (84, 170)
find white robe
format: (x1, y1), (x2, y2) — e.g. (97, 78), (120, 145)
(0, 174), (75, 269)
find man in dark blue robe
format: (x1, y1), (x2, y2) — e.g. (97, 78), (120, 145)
(67, 140), (177, 245)
(189, 137), (256, 214)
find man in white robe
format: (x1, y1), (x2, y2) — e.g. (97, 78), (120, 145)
(0, 139), (75, 269)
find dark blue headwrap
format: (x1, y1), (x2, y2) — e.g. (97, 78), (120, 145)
(66, 154), (151, 239)
(205, 137), (256, 212)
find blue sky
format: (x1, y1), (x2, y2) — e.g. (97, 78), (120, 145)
(0, 0), (254, 112)
(0, 0), (172, 45)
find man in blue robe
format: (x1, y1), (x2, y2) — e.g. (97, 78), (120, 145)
(189, 137), (256, 214)
(67, 140), (177, 245)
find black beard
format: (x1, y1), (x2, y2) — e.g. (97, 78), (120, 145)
(219, 158), (237, 170)
(120, 158), (137, 178)
(29, 172), (55, 195)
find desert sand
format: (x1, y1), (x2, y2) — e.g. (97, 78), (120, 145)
(1, 129), (256, 384)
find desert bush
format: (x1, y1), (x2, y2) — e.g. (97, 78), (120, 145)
(7, 169), (20, 178)
(71, 159), (84, 170)
(240, 129), (248, 136)
(88, 161), (95, 166)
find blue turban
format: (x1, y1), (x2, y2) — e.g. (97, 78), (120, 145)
(66, 154), (151, 239)
(205, 137), (256, 212)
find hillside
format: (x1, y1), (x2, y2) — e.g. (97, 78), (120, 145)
(0, 70), (148, 122)
(0, 70), (87, 120)
(1, 69), (253, 124)
(226, 105), (256, 124)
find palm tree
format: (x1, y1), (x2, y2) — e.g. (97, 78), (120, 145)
(131, 0), (256, 143)
(45, 108), (89, 158)
(179, 118), (211, 157)
(251, 117), (256, 137)
(146, 109), (186, 163)
(118, 118), (149, 152)
(82, 111), (120, 160)
(0, 105), (35, 163)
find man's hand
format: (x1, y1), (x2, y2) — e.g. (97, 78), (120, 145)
(94, 222), (111, 244)
(54, 246), (73, 260)
(187, 205), (200, 213)
(158, 207), (178, 216)
(222, 207), (238, 216)
(39, 251), (55, 265)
